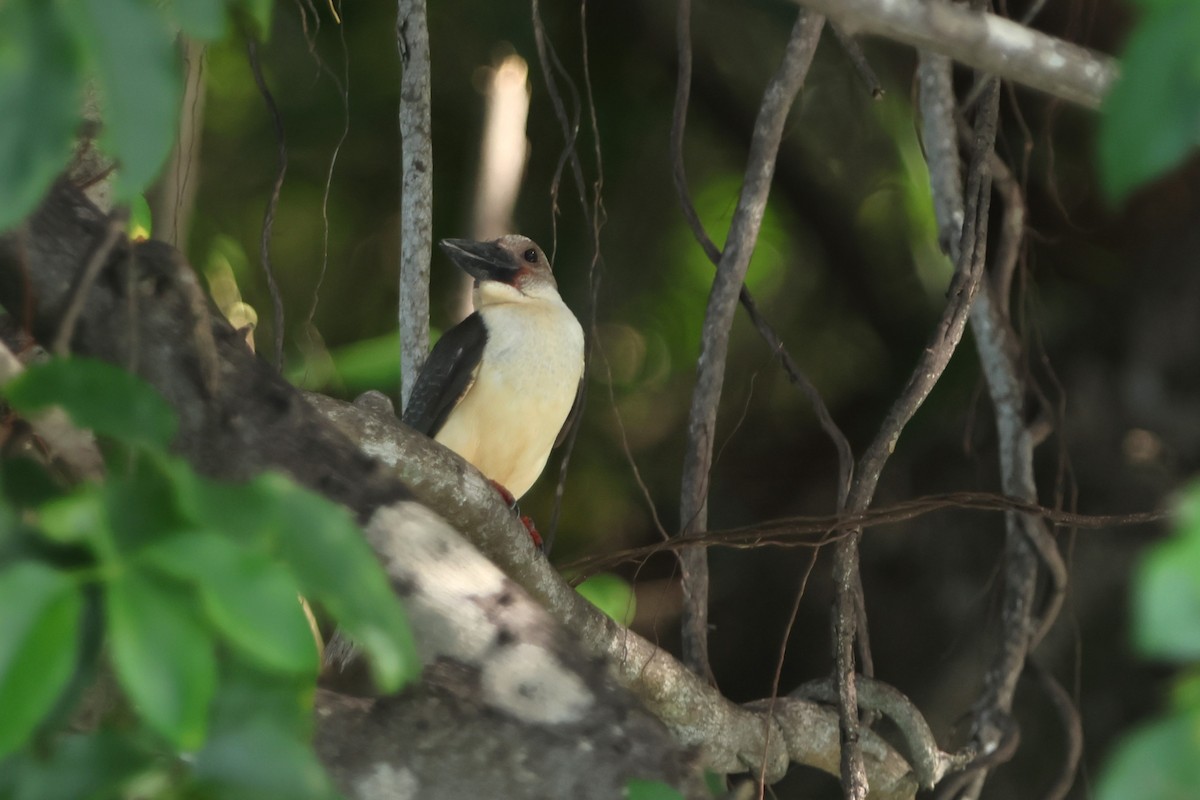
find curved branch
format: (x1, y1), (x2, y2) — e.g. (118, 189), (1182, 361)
(676, 7), (825, 681)
(790, 0), (1117, 108)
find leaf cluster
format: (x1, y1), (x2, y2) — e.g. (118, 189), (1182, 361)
(1096, 482), (1200, 798)
(0, 359), (418, 799)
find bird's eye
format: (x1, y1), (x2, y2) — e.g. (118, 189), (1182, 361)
(523, 248), (539, 263)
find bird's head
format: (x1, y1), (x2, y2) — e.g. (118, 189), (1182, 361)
(438, 235), (559, 307)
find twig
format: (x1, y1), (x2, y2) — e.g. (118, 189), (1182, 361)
(304, 0), (351, 329)
(246, 37), (288, 369)
(397, 0), (433, 411)
(52, 213), (125, 356)
(676, 8), (825, 682)
(1030, 658), (1083, 800)
(831, 24), (885, 99)
(789, 0), (1117, 108)
(560, 491), (1165, 577)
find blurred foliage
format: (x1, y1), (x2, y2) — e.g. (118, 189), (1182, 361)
(0, 359), (418, 798)
(0, 0), (274, 233)
(1097, 482), (1200, 799)
(1098, 0), (1200, 202)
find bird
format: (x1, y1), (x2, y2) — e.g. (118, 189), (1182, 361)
(402, 235), (585, 547)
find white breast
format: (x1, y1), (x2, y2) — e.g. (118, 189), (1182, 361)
(433, 297), (584, 499)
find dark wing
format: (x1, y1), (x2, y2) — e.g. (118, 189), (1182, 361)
(402, 312), (487, 437)
(553, 375), (585, 448)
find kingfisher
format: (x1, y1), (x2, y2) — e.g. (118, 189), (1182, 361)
(402, 235), (585, 547)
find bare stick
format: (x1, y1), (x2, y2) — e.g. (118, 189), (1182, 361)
(676, 9), (825, 682)
(397, 0), (433, 411)
(789, 0), (1117, 108)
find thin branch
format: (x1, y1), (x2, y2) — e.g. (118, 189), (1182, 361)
(246, 37), (288, 369)
(52, 213), (125, 356)
(790, 0), (1117, 108)
(962, 189), (1069, 800)
(304, 1), (352, 329)
(670, 2), (852, 502)
(559, 491), (1164, 577)
(829, 73), (999, 800)
(676, 8), (825, 682)
(918, 52), (963, 259)
(397, 0), (433, 412)
(831, 24), (885, 99)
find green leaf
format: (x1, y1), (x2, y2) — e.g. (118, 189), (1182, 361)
(4, 359), (177, 450)
(191, 719), (336, 800)
(0, 0), (83, 233)
(0, 730), (153, 800)
(38, 489), (106, 545)
(1134, 517), (1200, 660)
(70, 0), (181, 201)
(269, 476), (419, 693)
(1096, 711), (1200, 800)
(142, 532), (320, 676)
(625, 778), (686, 800)
(101, 458), (192, 554)
(0, 562), (82, 756)
(106, 570), (215, 749)
(577, 573), (637, 626)
(1098, 1), (1200, 202)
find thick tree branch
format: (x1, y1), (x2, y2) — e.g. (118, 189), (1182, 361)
(397, 0), (433, 411)
(308, 392), (924, 794)
(319, 503), (705, 800)
(677, 8), (825, 681)
(791, 0), (1117, 108)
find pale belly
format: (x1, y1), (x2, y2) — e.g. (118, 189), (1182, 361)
(434, 302), (583, 499)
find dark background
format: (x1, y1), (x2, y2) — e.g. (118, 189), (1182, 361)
(181, 1), (1198, 795)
